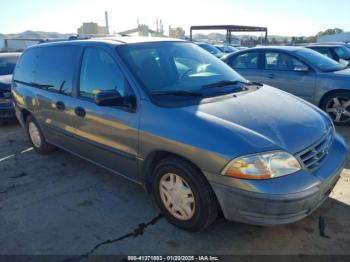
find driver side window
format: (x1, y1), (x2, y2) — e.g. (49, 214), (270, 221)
(265, 52), (307, 71)
(79, 48), (125, 99)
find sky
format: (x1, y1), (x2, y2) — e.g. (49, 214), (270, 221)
(1, 0), (350, 36)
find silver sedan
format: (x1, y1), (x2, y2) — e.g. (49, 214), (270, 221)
(222, 46), (350, 125)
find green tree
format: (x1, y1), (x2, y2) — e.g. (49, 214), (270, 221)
(306, 36), (317, 43)
(317, 28), (344, 37)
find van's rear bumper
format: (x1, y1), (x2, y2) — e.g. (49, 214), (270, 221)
(210, 134), (347, 226)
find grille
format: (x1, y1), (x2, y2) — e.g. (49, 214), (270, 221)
(297, 127), (334, 172)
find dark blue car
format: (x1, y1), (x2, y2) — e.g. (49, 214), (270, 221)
(0, 52), (21, 124)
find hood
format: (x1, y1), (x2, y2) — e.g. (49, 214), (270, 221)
(0, 74), (12, 90)
(331, 68), (350, 77)
(195, 85), (330, 154)
(215, 52), (225, 58)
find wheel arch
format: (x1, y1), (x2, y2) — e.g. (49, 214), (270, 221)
(319, 89), (350, 108)
(141, 150), (204, 193)
(21, 108), (32, 123)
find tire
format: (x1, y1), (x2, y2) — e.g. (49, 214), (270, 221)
(152, 157), (219, 231)
(25, 115), (55, 154)
(321, 91), (350, 126)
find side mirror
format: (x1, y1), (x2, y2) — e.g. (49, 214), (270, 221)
(339, 58), (349, 67)
(294, 65), (309, 72)
(95, 90), (123, 107)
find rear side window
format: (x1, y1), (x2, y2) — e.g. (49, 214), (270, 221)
(36, 46), (81, 95)
(14, 48), (40, 83)
(230, 52), (259, 69)
(79, 48), (126, 99)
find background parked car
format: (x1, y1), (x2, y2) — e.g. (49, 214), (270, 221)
(195, 42), (225, 58)
(222, 46), (350, 125)
(233, 46), (249, 51)
(0, 52), (21, 125)
(214, 44), (239, 54)
(306, 44), (350, 67)
(313, 42), (350, 49)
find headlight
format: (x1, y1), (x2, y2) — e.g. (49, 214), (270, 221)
(221, 151), (301, 179)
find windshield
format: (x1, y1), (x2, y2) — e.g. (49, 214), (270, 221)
(295, 49), (345, 72)
(227, 46), (239, 52)
(216, 45), (238, 53)
(117, 42), (246, 97)
(197, 43), (222, 55)
(0, 55), (19, 75)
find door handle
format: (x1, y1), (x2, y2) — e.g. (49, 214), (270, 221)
(74, 107), (86, 117)
(268, 73), (275, 79)
(56, 101), (65, 111)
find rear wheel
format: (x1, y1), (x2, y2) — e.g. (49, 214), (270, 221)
(25, 115), (55, 154)
(321, 91), (350, 125)
(152, 157), (219, 231)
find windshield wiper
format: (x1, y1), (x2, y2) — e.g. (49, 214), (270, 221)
(248, 81), (263, 86)
(202, 80), (262, 89)
(151, 90), (203, 97)
(324, 67), (346, 72)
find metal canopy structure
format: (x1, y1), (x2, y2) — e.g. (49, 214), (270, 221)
(190, 25), (268, 45)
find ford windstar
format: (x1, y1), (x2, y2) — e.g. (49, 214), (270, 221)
(12, 38), (347, 231)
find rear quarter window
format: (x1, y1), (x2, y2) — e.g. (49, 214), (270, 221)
(14, 48), (40, 83)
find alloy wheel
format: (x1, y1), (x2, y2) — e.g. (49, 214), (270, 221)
(325, 96), (350, 124)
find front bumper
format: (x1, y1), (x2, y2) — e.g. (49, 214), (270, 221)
(210, 133), (347, 226)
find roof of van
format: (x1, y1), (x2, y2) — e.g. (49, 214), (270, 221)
(100, 36), (185, 44)
(248, 46), (305, 52)
(34, 36), (185, 48)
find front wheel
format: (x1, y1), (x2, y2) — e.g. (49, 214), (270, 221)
(321, 91), (350, 125)
(152, 157), (219, 231)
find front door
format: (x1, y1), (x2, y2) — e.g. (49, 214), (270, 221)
(70, 47), (139, 181)
(260, 51), (316, 102)
(228, 50), (263, 83)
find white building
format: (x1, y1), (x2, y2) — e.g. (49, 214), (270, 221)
(0, 38), (41, 52)
(77, 22), (108, 37)
(317, 32), (350, 43)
